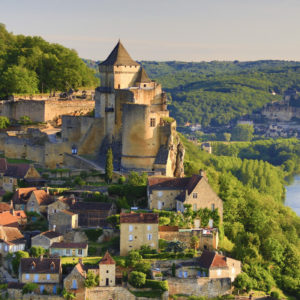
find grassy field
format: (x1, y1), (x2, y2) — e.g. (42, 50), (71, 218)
(61, 256), (102, 265)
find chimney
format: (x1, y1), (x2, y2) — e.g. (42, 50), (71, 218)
(40, 255), (43, 261)
(78, 258), (83, 265)
(46, 187), (50, 195)
(199, 169), (206, 178)
(53, 225), (56, 232)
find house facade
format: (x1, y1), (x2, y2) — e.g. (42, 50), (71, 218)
(19, 257), (61, 295)
(99, 251), (116, 287)
(48, 210), (78, 233)
(49, 242), (88, 257)
(12, 187), (37, 210)
(25, 190), (54, 214)
(31, 231), (63, 249)
(148, 172), (223, 223)
(0, 225), (25, 256)
(120, 212), (159, 256)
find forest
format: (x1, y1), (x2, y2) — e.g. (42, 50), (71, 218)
(0, 24), (97, 98)
(182, 136), (300, 297)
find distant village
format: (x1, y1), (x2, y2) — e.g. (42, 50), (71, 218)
(0, 42), (243, 300)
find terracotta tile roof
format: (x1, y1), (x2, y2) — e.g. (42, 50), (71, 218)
(75, 262), (86, 277)
(148, 176), (190, 190)
(0, 225), (24, 243)
(0, 158), (7, 173)
(20, 257), (60, 274)
(198, 250), (228, 269)
(159, 225), (179, 232)
(120, 212), (158, 224)
(0, 202), (11, 213)
(13, 210), (27, 219)
(99, 251), (115, 265)
(0, 211), (19, 227)
(13, 187), (37, 205)
(31, 190), (53, 205)
(100, 41), (139, 66)
(50, 242), (88, 249)
(40, 230), (62, 239)
(4, 163), (31, 179)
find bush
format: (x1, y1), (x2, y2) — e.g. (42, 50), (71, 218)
(20, 115), (32, 125)
(30, 246), (45, 258)
(129, 271), (146, 288)
(0, 116), (10, 129)
(84, 228), (103, 242)
(118, 176), (126, 184)
(22, 283), (38, 294)
(88, 246), (97, 256)
(145, 279), (169, 291)
(12, 251), (29, 274)
(270, 291), (280, 299)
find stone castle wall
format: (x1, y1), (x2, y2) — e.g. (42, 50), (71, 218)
(0, 99), (94, 122)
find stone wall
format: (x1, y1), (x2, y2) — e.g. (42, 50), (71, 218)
(0, 99), (94, 122)
(86, 286), (136, 300)
(167, 277), (231, 298)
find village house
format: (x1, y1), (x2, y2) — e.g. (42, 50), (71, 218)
(19, 257), (62, 295)
(31, 230), (63, 249)
(12, 187), (37, 210)
(48, 210), (78, 234)
(0, 225), (25, 256)
(7, 282), (25, 300)
(0, 159), (41, 192)
(47, 196), (73, 217)
(0, 210), (27, 227)
(49, 242), (88, 257)
(120, 212), (159, 256)
(148, 172), (223, 223)
(176, 250), (241, 282)
(25, 189), (54, 214)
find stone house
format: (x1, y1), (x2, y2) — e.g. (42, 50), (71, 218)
(0, 225), (25, 256)
(176, 250), (241, 282)
(19, 257), (61, 295)
(25, 190), (54, 214)
(0, 159), (41, 192)
(47, 196), (73, 217)
(99, 251), (116, 287)
(7, 282), (25, 300)
(49, 242), (88, 257)
(63, 261), (86, 300)
(31, 230), (63, 250)
(120, 212), (159, 256)
(12, 187), (37, 210)
(148, 172), (223, 223)
(48, 210), (78, 234)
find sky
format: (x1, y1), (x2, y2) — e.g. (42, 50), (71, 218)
(1, 0), (300, 62)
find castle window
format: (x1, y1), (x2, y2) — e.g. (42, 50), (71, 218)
(193, 193), (198, 199)
(144, 84), (147, 87)
(118, 84), (120, 89)
(150, 118), (156, 127)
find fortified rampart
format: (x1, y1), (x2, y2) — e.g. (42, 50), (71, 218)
(0, 99), (94, 122)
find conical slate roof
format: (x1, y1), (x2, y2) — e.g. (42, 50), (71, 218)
(135, 67), (151, 83)
(100, 41), (139, 66)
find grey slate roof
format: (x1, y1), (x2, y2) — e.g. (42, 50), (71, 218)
(100, 41), (139, 66)
(154, 146), (169, 165)
(135, 67), (151, 83)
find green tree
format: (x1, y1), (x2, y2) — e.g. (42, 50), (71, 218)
(233, 273), (253, 293)
(231, 124), (254, 141)
(22, 283), (38, 294)
(0, 116), (9, 129)
(19, 115), (32, 125)
(127, 171), (148, 186)
(30, 246), (45, 258)
(190, 236), (199, 250)
(105, 147), (113, 183)
(126, 250), (142, 267)
(84, 270), (99, 287)
(12, 251), (29, 274)
(159, 217), (170, 226)
(129, 271), (146, 288)
(62, 289), (76, 299)
(223, 132), (231, 142)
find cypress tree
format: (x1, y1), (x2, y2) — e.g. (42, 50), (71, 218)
(105, 147), (113, 183)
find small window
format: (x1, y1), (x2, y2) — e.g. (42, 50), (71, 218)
(147, 234), (152, 241)
(46, 274), (50, 280)
(66, 249), (70, 255)
(129, 234), (133, 241)
(150, 118), (156, 127)
(193, 193), (197, 199)
(144, 84), (147, 87)
(147, 225), (151, 231)
(118, 84), (120, 89)
(78, 249), (82, 255)
(34, 274), (39, 282)
(129, 225), (133, 232)
(25, 274), (30, 280)
(211, 204), (215, 211)
(106, 270), (109, 273)
(193, 204), (197, 211)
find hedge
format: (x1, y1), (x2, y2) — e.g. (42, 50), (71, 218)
(145, 280), (168, 291)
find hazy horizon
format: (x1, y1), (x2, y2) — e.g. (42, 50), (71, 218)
(2, 0), (300, 62)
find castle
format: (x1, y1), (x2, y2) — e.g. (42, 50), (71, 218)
(2, 41), (184, 176)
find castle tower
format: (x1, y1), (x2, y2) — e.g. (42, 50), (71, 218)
(99, 251), (116, 287)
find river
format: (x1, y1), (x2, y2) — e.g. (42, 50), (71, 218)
(285, 175), (300, 216)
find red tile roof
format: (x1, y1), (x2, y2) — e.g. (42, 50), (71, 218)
(50, 242), (88, 249)
(198, 250), (228, 269)
(31, 190), (54, 205)
(13, 187), (37, 205)
(120, 212), (159, 224)
(159, 225), (179, 232)
(0, 202), (11, 213)
(0, 225), (24, 243)
(20, 257), (61, 274)
(0, 211), (19, 227)
(99, 251), (115, 265)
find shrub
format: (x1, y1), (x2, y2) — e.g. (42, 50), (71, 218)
(12, 251), (29, 274)
(145, 279), (169, 291)
(22, 283), (38, 294)
(0, 116), (10, 129)
(118, 176), (126, 184)
(84, 228), (103, 242)
(270, 291), (280, 299)
(159, 217), (170, 226)
(2, 191), (14, 202)
(30, 246), (45, 258)
(88, 246), (97, 256)
(20, 115), (32, 125)
(129, 271), (146, 288)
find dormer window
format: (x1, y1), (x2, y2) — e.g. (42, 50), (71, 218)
(50, 262), (55, 271)
(193, 193), (198, 199)
(31, 262), (36, 270)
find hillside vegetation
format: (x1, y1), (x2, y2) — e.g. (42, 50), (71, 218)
(0, 24), (97, 98)
(182, 136), (300, 297)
